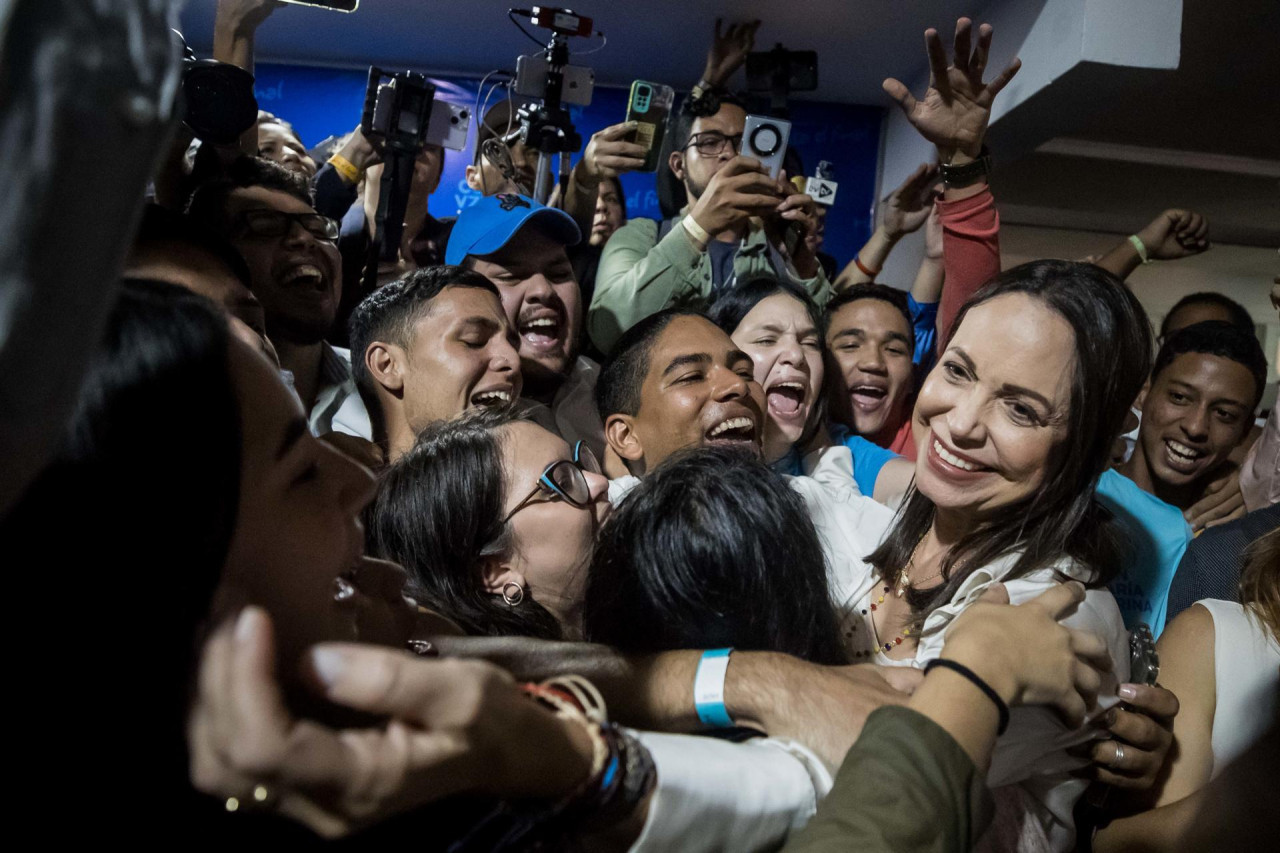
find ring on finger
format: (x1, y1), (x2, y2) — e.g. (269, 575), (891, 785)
(1112, 742), (1126, 769)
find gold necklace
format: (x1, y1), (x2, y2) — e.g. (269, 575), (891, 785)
(894, 535), (946, 598)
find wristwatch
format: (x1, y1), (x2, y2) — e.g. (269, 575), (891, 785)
(940, 147), (992, 188)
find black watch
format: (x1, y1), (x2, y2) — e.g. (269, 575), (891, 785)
(940, 147), (992, 188)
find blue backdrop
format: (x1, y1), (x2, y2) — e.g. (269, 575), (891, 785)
(254, 62), (881, 265)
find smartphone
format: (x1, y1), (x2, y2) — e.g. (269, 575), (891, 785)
(424, 100), (471, 151)
(514, 55), (595, 106)
(279, 0), (360, 11)
(625, 80), (674, 172)
(742, 115), (792, 179)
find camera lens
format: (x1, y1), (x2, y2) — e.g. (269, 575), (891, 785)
(750, 124), (781, 156)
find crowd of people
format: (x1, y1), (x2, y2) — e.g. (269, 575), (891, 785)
(4, 2), (1277, 850)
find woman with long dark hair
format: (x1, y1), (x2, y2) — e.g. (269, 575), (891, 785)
(828, 259), (1153, 850)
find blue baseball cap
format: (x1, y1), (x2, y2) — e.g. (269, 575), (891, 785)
(445, 192), (581, 265)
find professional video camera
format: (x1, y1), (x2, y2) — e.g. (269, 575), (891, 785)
(507, 7), (598, 202)
(361, 68), (471, 264)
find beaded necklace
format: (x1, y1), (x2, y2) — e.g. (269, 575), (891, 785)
(873, 535), (948, 652)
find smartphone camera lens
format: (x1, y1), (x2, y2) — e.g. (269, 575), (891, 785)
(750, 124), (782, 157)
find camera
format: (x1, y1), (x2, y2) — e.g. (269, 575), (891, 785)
(514, 55), (594, 106)
(174, 31), (257, 146)
(742, 115), (792, 179)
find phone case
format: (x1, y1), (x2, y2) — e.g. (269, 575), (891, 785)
(742, 115), (792, 179)
(626, 81), (674, 172)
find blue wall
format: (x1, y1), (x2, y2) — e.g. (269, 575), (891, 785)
(254, 62), (881, 265)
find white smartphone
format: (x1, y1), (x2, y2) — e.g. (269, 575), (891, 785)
(742, 115), (791, 179)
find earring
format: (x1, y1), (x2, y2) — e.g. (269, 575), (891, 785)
(501, 582), (525, 606)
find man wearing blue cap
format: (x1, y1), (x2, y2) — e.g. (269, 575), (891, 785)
(447, 192), (606, 458)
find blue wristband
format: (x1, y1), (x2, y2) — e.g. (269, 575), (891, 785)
(693, 648), (735, 728)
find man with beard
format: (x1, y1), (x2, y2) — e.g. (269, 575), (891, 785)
(188, 157), (370, 439)
(449, 192), (606, 458)
(588, 91), (830, 354)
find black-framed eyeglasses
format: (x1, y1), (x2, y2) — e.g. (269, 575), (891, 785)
(234, 209), (340, 242)
(502, 441), (601, 523)
(684, 131), (743, 157)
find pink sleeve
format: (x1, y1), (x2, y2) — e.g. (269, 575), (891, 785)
(936, 187), (1001, 353)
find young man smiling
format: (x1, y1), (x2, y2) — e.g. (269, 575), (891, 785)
(448, 192), (607, 459)
(1102, 320), (1268, 634)
(348, 267), (522, 464)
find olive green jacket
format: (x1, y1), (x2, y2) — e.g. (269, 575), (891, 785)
(587, 214), (832, 354)
(783, 707), (994, 853)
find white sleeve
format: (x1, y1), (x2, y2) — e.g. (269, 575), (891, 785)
(627, 732), (832, 853)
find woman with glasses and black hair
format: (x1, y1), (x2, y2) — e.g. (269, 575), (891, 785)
(366, 407), (610, 640)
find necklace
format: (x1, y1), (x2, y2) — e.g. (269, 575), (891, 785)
(867, 584), (914, 652)
(894, 535), (946, 598)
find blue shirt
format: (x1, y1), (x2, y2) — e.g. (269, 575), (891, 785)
(908, 295), (938, 370)
(828, 425), (900, 498)
(1096, 469), (1193, 638)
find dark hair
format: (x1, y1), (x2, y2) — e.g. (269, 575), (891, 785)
(347, 265), (501, 393)
(584, 446), (848, 663)
(1160, 291), (1254, 340)
(365, 406), (563, 640)
(659, 88), (747, 218)
(595, 308), (705, 418)
(824, 283), (915, 347)
(708, 273), (827, 449)
(0, 279), (240, 802)
(186, 155), (314, 231)
(599, 174), (627, 220)
(868, 260), (1153, 630)
(131, 203), (254, 289)
(1152, 320), (1268, 410)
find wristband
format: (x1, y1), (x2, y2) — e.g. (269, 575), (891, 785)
(681, 215), (712, 250)
(693, 648), (735, 728)
(925, 657), (1010, 735)
(328, 153), (361, 185)
(939, 146), (992, 188)
(1127, 234), (1152, 265)
(853, 254), (879, 278)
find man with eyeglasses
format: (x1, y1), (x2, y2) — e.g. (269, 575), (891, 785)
(189, 157), (371, 440)
(588, 90), (831, 354)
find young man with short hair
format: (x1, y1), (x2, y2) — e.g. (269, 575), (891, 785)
(589, 92), (830, 353)
(1102, 320), (1269, 634)
(348, 267), (522, 464)
(448, 192), (606, 458)
(188, 157), (369, 439)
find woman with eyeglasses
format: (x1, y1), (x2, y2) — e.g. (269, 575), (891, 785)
(366, 406), (610, 640)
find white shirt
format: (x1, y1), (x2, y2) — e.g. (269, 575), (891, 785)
(314, 345), (372, 439)
(520, 355), (606, 459)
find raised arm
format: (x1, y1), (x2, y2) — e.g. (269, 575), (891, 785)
(1095, 208), (1211, 282)
(212, 0), (283, 156)
(883, 18), (1020, 347)
(834, 163), (939, 290)
(564, 122), (648, 235)
(698, 18), (762, 90)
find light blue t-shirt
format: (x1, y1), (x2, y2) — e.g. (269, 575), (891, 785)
(908, 294), (939, 370)
(828, 424), (900, 498)
(1096, 469), (1193, 638)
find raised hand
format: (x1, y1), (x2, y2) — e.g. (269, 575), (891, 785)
(881, 162), (942, 239)
(1136, 209), (1211, 260)
(580, 122), (650, 185)
(216, 0), (285, 36)
(702, 19), (762, 87)
(882, 18), (1021, 162)
(687, 155), (782, 237)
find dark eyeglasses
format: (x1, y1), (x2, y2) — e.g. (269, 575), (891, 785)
(502, 441), (601, 523)
(684, 132), (743, 157)
(234, 209), (340, 242)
